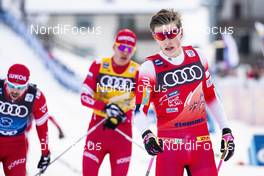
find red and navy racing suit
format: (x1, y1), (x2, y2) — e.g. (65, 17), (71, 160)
(135, 46), (219, 176)
(0, 80), (49, 176)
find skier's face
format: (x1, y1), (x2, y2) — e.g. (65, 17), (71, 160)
(5, 81), (28, 101)
(113, 43), (135, 66)
(153, 23), (182, 57)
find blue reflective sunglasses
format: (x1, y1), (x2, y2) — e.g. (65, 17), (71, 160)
(7, 81), (28, 90)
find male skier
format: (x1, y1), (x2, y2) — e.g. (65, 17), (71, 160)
(0, 64), (50, 175)
(81, 29), (139, 176)
(134, 9), (235, 176)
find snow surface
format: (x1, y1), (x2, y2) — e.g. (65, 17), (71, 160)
(1, 23), (264, 176)
(51, 47), (91, 80)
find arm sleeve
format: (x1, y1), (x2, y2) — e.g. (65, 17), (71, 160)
(32, 89), (49, 155)
(134, 60), (156, 135)
(80, 60), (106, 111)
(197, 50), (229, 130)
(48, 115), (62, 130)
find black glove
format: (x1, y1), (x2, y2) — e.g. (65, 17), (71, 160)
(37, 152), (50, 174)
(221, 128), (235, 161)
(142, 130), (163, 156)
(104, 103), (125, 129)
(58, 128), (65, 139)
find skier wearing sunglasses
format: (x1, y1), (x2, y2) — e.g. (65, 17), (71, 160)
(81, 29), (139, 176)
(0, 64), (50, 175)
(134, 9), (235, 176)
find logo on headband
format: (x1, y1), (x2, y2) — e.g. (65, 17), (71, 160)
(117, 36), (135, 43)
(8, 74), (27, 82)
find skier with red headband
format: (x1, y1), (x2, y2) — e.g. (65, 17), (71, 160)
(0, 64), (50, 176)
(134, 9), (235, 176)
(81, 29), (139, 176)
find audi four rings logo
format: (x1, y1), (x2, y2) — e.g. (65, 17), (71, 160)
(99, 75), (134, 89)
(0, 101), (28, 118)
(161, 64), (203, 87)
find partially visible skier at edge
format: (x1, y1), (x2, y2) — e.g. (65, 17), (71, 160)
(134, 9), (235, 176)
(0, 64), (50, 176)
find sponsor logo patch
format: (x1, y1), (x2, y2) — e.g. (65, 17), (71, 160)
(98, 74), (134, 90)
(8, 74), (27, 81)
(157, 62), (204, 87)
(8, 158), (26, 170)
(175, 118), (205, 127)
(206, 76), (213, 88)
(0, 100), (29, 118)
(116, 156), (131, 164)
(166, 107), (178, 113)
(154, 59), (164, 66)
(185, 50), (196, 57)
(159, 91), (182, 107)
(25, 93), (34, 102)
(129, 66), (135, 73)
(103, 62), (110, 69)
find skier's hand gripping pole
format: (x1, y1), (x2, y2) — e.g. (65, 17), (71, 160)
(142, 130), (163, 156)
(103, 93), (130, 130)
(103, 103), (126, 130)
(218, 128), (235, 173)
(220, 128), (235, 161)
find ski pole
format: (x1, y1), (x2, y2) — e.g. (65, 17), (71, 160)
(34, 118), (106, 176)
(115, 128), (145, 151)
(217, 144), (228, 173)
(114, 128), (157, 176)
(145, 156), (155, 176)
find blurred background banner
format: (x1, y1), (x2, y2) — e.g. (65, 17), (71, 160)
(1, 0), (264, 175)
(222, 33), (239, 68)
(255, 21), (264, 56)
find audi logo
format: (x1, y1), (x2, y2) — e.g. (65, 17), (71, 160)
(163, 65), (203, 87)
(0, 100), (28, 118)
(100, 75), (134, 89)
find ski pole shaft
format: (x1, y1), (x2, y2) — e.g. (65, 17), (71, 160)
(115, 128), (145, 151)
(115, 128), (156, 176)
(217, 148), (227, 173)
(217, 158), (223, 173)
(145, 156), (155, 176)
(34, 118), (106, 176)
